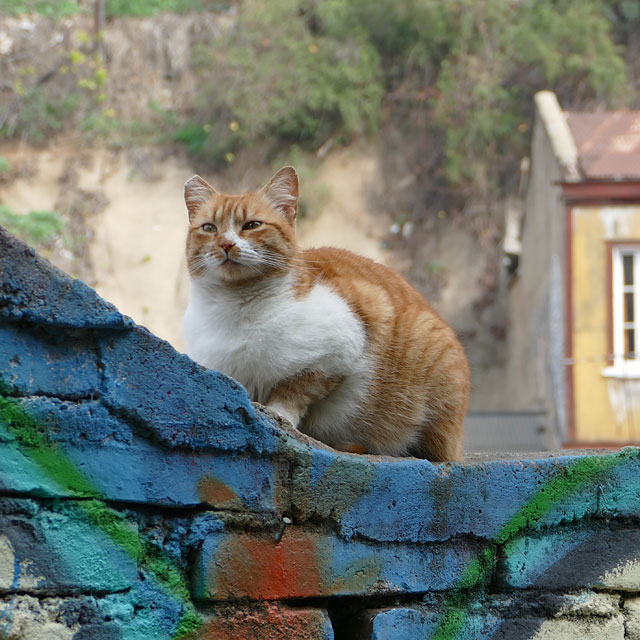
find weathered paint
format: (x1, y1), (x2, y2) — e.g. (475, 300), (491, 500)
(295, 449), (640, 543)
(198, 603), (334, 640)
(0, 392), (201, 638)
(0, 361), (286, 512)
(2, 224), (640, 640)
(194, 529), (488, 600)
(0, 498), (201, 638)
(500, 525), (640, 590)
(571, 204), (640, 442)
(0, 233), (129, 330)
(370, 609), (441, 640)
(367, 592), (626, 640)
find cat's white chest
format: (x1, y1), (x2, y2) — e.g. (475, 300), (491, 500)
(184, 276), (366, 402)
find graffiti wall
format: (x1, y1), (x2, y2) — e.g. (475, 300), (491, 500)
(1, 225), (639, 640)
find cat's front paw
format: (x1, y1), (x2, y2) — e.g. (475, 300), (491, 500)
(266, 402), (301, 429)
(254, 402), (298, 431)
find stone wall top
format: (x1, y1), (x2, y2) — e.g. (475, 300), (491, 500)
(2, 225), (640, 639)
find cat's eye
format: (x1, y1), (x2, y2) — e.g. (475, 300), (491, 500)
(201, 223), (216, 233)
(242, 220), (262, 231)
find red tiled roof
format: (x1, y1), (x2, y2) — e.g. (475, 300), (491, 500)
(565, 111), (640, 180)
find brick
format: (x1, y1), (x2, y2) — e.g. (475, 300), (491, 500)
(366, 600), (625, 640)
(99, 329), (281, 456)
(0, 396), (284, 511)
(0, 324), (100, 398)
(369, 608), (440, 640)
(524, 617), (625, 639)
(624, 597), (640, 640)
(0, 595), (78, 640)
(599, 557), (640, 591)
(293, 447), (640, 544)
(0, 434), (65, 497)
(0, 590), (178, 640)
(0, 502), (138, 594)
(193, 528), (489, 601)
(0, 227), (128, 329)
(200, 603), (333, 640)
(499, 526), (640, 590)
(543, 593), (620, 618)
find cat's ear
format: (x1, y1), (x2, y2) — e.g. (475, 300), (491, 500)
(184, 175), (217, 221)
(259, 166), (298, 222)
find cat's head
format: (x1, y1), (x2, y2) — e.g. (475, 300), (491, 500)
(184, 166), (299, 285)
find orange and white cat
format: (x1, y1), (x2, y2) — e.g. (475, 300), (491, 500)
(183, 167), (469, 461)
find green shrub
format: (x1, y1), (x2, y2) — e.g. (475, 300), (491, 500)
(3, 34), (113, 143)
(320, 0), (629, 194)
(6, 86), (67, 142)
(104, 0), (212, 17)
(0, 0), (221, 17)
(2, 0), (632, 204)
(182, 0), (384, 165)
(429, 0), (629, 191)
(0, 207), (65, 245)
(0, 0), (84, 18)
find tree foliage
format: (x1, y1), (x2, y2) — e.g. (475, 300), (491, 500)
(181, 0), (630, 198)
(184, 0), (383, 164)
(2, 0), (633, 203)
(311, 0), (629, 195)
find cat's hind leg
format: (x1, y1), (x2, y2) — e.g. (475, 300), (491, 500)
(331, 442), (367, 454)
(412, 414), (464, 462)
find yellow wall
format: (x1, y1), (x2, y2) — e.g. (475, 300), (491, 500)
(572, 205), (640, 442)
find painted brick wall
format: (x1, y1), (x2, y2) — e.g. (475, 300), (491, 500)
(1, 225), (639, 640)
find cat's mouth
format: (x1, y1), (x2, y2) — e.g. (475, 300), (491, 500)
(220, 256), (242, 266)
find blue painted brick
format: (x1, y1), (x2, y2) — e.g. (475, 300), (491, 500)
(1, 398), (284, 512)
(293, 450), (640, 544)
(99, 329), (281, 456)
(499, 526), (640, 590)
(370, 608), (440, 640)
(0, 227), (129, 329)
(0, 502), (138, 593)
(0, 324), (100, 398)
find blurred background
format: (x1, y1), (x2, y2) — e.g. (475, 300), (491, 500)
(1, 0), (639, 451)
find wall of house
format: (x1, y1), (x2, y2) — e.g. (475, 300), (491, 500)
(571, 204), (640, 442)
(505, 101), (568, 441)
(2, 226), (640, 640)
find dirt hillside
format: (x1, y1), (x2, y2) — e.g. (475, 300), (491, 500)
(0, 142), (390, 354)
(0, 11), (505, 409)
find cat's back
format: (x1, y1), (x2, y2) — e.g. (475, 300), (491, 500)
(300, 246), (469, 460)
(300, 246), (443, 336)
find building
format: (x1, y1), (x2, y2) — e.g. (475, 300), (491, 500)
(505, 91), (640, 447)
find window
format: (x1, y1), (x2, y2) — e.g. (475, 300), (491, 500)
(606, 245), (640, 377)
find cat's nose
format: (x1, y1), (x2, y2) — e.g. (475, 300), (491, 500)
(219, 238), (236, 252)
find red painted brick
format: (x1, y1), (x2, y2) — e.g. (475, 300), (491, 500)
(197, 603), (333, 640)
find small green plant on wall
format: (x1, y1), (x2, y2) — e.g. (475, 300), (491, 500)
(0, 206), (65, 246)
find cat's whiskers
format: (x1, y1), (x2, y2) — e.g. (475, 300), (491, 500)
(187, 254), (214, 273)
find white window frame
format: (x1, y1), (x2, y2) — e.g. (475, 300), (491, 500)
(603, 244), (640, 379)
